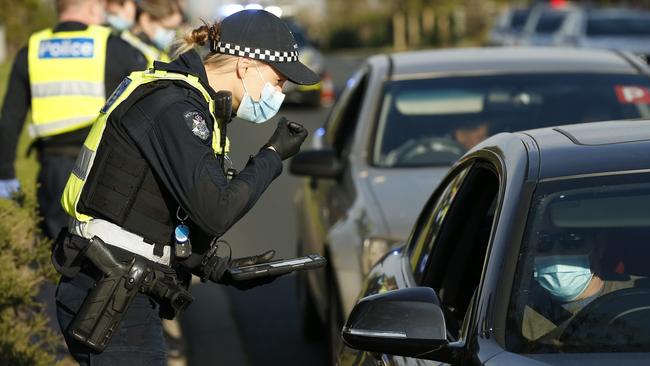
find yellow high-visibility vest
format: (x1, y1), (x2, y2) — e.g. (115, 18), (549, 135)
(120, 30), (170, 68)
(28, 25), (111, 138)
(61, 68), (229, 222)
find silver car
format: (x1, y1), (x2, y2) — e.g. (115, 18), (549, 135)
(289, 47), (650, 362)
(520, 3), (581, 46)
(488, 7), (531, 46)
(556, 8), (650, 60)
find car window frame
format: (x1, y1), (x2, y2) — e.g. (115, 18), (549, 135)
(324, 66), (370, 155)
(406, 161), (474, 283)
(419, 161), (502, 342)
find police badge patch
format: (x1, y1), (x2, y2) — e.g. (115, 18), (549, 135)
(184, 111), (210, 141)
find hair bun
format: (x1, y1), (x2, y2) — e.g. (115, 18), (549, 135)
(175, 21), (222, 58)
(189, 25), (210, 46)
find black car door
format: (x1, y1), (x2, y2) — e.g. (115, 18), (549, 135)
(393, 160), (503, 366)
(346, 163), (473, 366)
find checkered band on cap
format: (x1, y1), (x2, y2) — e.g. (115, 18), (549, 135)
(214, 42), (299, 62)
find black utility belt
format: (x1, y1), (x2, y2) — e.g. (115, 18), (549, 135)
(62, 235), (194, 353)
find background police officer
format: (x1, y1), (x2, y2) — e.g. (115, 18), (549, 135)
(105, 0), (137, 34)
(53, 9), (318, 364)
(0, 0), (147, 240)
(121, 0), (183, 67)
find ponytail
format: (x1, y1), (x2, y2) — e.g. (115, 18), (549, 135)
(173, 20), (238, 73)
(173, 21), (220, 57)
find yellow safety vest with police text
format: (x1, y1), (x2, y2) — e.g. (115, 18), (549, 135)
(28, 25), (111, 138)
(120, 30), (171, 68)
(61, 68), (229, 222)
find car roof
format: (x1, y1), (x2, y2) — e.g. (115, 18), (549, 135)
(518, 119), (650, 180)
(383, 47), (641, 79)
(586, 7), (650, 19)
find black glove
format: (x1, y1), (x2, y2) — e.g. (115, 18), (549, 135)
(264, 117), (308, 160)
(229, 249), (276, 267)
(200, 244), (230, 283)
(219, 250), (286, 291)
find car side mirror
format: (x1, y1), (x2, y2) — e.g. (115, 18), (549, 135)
(342, 287), (450, 360)
(290, 148), (343, 179)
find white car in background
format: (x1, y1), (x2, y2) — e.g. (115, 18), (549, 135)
(488, 7), (531, 46)
(520, 3), (581, 46)
(556, 7), (650, 61)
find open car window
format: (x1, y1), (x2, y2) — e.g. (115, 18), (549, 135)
(407, 166), (470, 283)
(420, 163), (500, 341)
(507, 173), (650, 353)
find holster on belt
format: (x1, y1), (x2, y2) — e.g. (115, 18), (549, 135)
(58, 234), (193, 353)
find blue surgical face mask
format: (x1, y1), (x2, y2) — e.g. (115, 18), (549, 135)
(106, 13), (133, 32)
(236, 64), (285, 124)
(533, 255), (593, 302)
(152, 27), (176, 50)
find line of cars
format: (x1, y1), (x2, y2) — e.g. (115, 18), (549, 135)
(289, 45), (650, 365)
(489, 3), (650, 60)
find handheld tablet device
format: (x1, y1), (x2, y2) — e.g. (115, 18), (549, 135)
(227, 254), (326, 281)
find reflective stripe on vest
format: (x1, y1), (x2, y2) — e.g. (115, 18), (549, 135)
(28, 25), (111, 138)
(61, 68), (230, 222)
(120, 30), (170, 68)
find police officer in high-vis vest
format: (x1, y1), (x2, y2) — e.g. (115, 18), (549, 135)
(119, 0), (183, 67)
(105, 0), (137, 34)
(52, 9), (318, 364)
(0, 0), (147, 239)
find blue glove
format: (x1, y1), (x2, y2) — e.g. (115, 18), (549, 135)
(0, 179), (20, 199)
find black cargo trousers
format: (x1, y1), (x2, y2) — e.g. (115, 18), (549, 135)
(35, 151), (79, 349)
(36, 153), (76, 240)
(55, 269), (166, 365)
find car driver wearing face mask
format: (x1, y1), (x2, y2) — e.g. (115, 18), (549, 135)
(522, 232), (645, 341)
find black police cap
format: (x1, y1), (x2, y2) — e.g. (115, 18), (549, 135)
(213, 9), (320, 86)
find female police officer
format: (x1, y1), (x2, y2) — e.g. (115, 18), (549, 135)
(52, 9), (318, 364)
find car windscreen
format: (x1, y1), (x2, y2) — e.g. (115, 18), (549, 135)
(372, 73), (650, 168)
(587, 15), (650, 37)
(535, 12), (566, 33)
(507, 173), (650, 354)
(511, 9), (531, 31)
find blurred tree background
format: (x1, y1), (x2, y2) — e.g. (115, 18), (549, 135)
(0, 0), (54, 58)
(3, 0), (650, 364)
(311, 0), (650, 50)
(312, 0), (525, 50)
(0, 1), (61, 364)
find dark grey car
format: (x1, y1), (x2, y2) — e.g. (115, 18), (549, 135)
(289, 47), (650, 361)
(341, 119), (650, 365)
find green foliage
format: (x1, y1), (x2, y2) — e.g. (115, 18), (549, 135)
(0, 0), (55, 56)
(324, 9), (393, 50)
(0, 195), (60, 366)
(0, 58), (60, 365)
